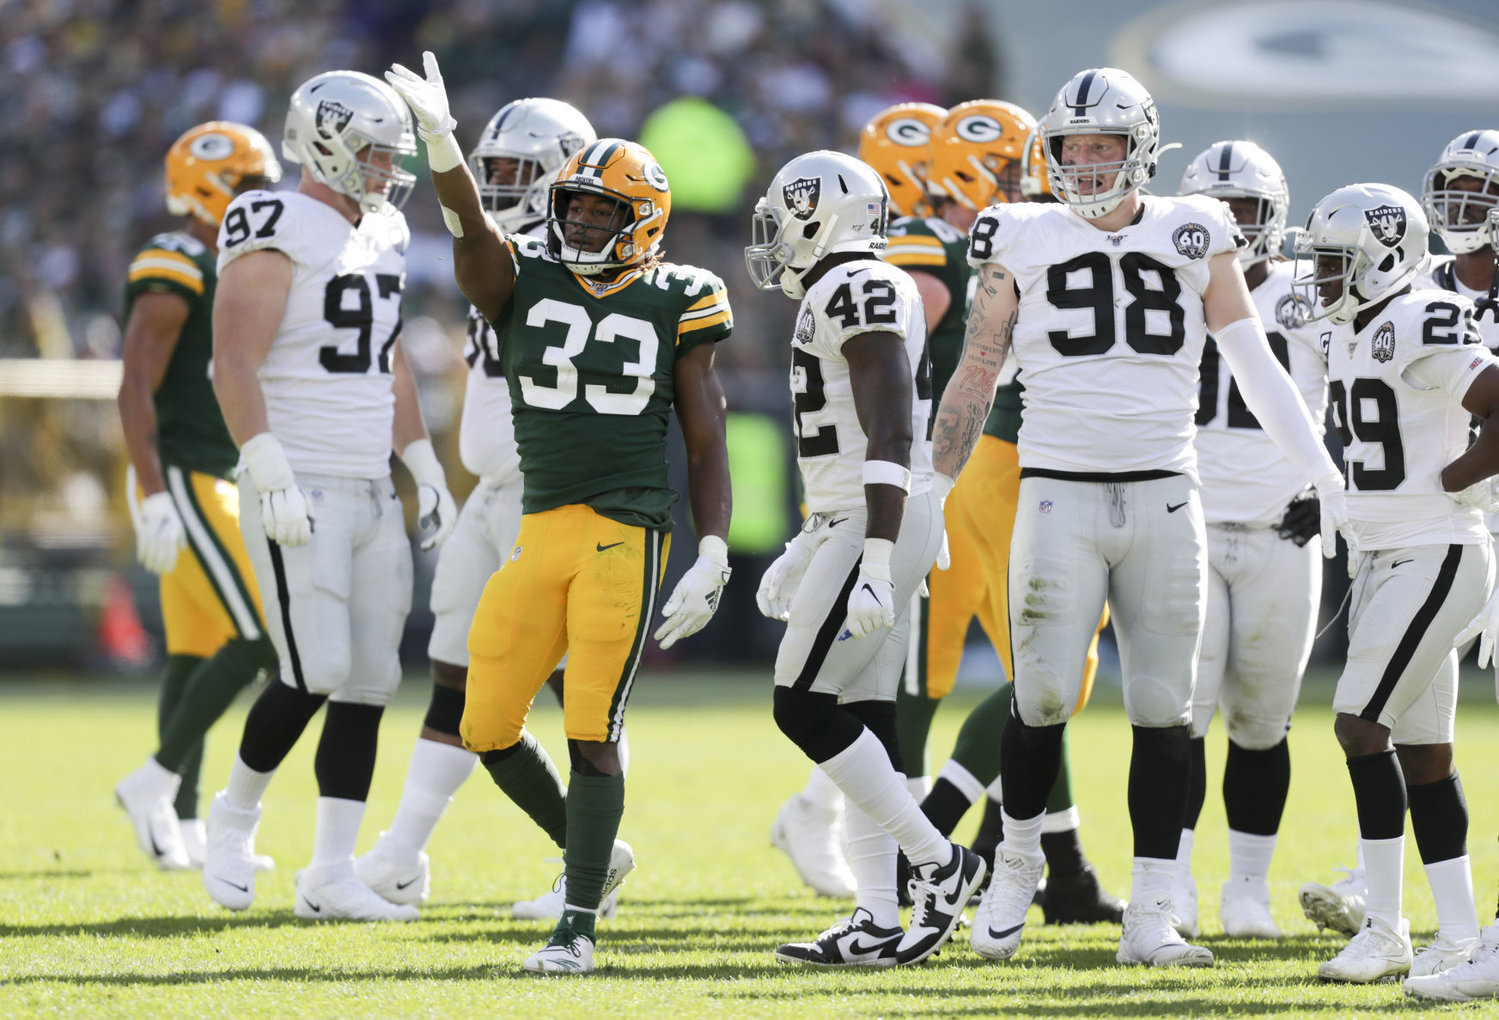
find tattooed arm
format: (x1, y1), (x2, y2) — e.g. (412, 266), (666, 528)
(931, 262), (1019, 479)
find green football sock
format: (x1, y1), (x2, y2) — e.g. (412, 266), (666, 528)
(949, 684), (1010, 783)
(895, 686), (942, 779)
(481, 733), (568, 847)
(563, 771), (625, 912)
(155, 654), (202, 817)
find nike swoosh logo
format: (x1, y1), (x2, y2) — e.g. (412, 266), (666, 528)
(846, 268), (870, 278)
(217, 878), (250, 894)
(1392, 559), (1413, 568)
(395, 876), (419, 890)
(861, 583), (878, 598)
(845, 937), (893, 956)
(302, 898), (322, 913)
(596, 541), (625, 552)
(827, 517), (848, 528)
(150, 834), (165, 857)
(1166, 501), (1189, 513)
(988, 923), (1024, 939)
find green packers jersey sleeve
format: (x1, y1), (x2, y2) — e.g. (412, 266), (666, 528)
(882, 215), (971, 403)
(495, 242), (733, 530)
(123, 232), (238, 476)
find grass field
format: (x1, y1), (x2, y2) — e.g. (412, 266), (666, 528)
(2, 667), (1498, 1017)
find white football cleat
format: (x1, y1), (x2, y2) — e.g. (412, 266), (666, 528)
(1404, 923), (1499, 1001)
(1409, 933), (1481, 978)
(202, 792), (261, 911)
(1117, 897), (1215, 967)
(115, 760), (190, 870)
(769, 793), (856, 898)
(1171, 869), (1199, 938)
(1300, 865), (1366, 936)
(294, 863), (419, 922)
(181, 818), (274, 873)
(775, 907), (902, 967)
(512, 841), (633, 920)
(523, 921), (595, 974)
(1318, 916), (1412, 983)
(1220, 878), (1282, 938)
(970, 848), (1044, 960)
(354, 831), (430, 905)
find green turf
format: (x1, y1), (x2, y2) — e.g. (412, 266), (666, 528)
(2, 668), (1498, 1017)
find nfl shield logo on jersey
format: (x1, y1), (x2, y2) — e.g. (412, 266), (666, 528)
(1371, 321), (1396, 362)
(316, 99), (354, 137)
(784, 177), (821, 220)
(794, 307), (815, 345)
(1172, 222), (1211, 260)
(1364, 204), (1407, 247)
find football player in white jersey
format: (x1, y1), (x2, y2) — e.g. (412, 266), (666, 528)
(1171, 140), (1337, 938)
(354, 98), (602, 917)
(747, 150), (984, 967)
(930, 67), (1346, 968)
(1289, 184), (1499, 985)
(202, 70), (457, 922)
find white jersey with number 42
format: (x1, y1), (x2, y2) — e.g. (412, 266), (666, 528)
(791, 259), (932, 514)
(218, 190), (408, 480)
(968, 195), (1244, 475)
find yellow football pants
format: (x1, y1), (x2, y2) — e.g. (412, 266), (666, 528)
(136, 466), (266, 658)
(925, 436), (1104, 713)
(462, 504), (669, 751)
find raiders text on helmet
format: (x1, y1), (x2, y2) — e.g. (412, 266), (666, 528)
(1040, 67), (1162, 219)
(1179, 140), (1289, 266)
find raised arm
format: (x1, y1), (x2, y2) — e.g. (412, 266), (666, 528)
(386, 52), (516, 322)
(931, 262), (1017, 481)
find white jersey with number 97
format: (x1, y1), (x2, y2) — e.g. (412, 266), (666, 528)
(791, 258), (932, 513)
(218, 189), (408, 480)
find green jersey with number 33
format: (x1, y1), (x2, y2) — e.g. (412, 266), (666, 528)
(490, 236), (733, 530)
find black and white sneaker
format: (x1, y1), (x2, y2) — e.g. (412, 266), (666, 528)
(775, 908), (902, 967)
(895, 844), (986, 965)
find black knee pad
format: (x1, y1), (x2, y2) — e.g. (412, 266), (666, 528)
(773, 686), (861, 762)
(842, 700), (903, 772)
(422, 682), (466, 738)
(1223, 737), (1290, 836)
(315, 701), (384, 801)
(1347, 749), (1406, 842)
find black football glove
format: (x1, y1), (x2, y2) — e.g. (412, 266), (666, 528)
(1276, 492), (1321, 546)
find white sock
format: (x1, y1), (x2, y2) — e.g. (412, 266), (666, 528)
(845, 801), (900, 928)
(385, 738), (477, 853)
(224, 754), (275, 811)
(1426, 855), (1481, 943)
(999, 808), (1043, 861)
(1355, 840), (1367, 873)
(1361, 835), (1404, 929)
(310, 796), (366, 870)
(1132, 856), (1175, 906)
(617, 725), (631, 777)
(1227, 829), (1277, 885)
(818, 729), (948, 867)
(1175, 828), (1195, 880)
(803, 764), (843, 812)
(1041, 806), (1080, 834)
(937, 759), (985, 803)
(905, 774), (933, 801)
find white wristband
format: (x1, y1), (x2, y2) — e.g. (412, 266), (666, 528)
(241, 432), (295, 492)
(400, 437), (445, 489)
(862, 537), (895, 573)
(423, 130), (464, 174)
(862, 459), (912, 492)
(698, 534), (729, 568)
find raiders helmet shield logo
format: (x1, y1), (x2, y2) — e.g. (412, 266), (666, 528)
(315, 99), (354, 138)
(1275, 292), (1311, 330)
(794, 306), (815, 345)
(1172, 222), (1211, 260)
(1371, 321), (1396, 362)
(784, 177), (821, 220)
(1365, 204), (1407, 247)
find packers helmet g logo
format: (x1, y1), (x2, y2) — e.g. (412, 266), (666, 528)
(188, 132), (235, 161)
(954, 114), (1003, 144)
(884, 117), (932, 147)
(784, 177), (821, 220)
(1364, 204), (1407, 247)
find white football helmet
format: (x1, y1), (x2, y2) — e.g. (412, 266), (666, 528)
(1293, 183), (1429, 324)
(744, 150), (889, 299)
(1422, 129), (1499, 255)
(469, 98), (596, 233)
(282, 70), (417, 214)
(1179, 140), (1289, 266)
(1040, 67), (1162, 219)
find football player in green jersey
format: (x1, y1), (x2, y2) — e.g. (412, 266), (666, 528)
(114, 122), (281, 871)
(387, 54), (733, 975)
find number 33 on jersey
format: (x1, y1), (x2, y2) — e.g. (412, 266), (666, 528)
(489, 236), (733, 529)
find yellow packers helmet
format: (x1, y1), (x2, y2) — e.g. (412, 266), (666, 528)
(548, 138), (671, 275)
(928, 100), (1035, 211)
(857, 102), (946, 218)
(1020, 125), (1054, 200)
(165, 121), (282, 227)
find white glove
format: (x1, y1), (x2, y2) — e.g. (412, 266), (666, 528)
(242, 432), (313, 547)
(131, 490), (185, 575)
(1313, 471), (1348, 561)
(401, 438), (457, 551)
(1456, 585), (1499, 669)
(1448, 476), (1499, 513)
(655, 535), (731, 650)
(757, 529), (817, 621)
(845, 538), (896, 639)
(384, 51), (455, 140)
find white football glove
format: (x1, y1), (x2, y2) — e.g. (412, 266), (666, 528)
(845, 538), (896, 639)
(400, 438), (457, 551)
(757, 529), (818, 621)
(384, 51), (455, 140)
(242, 432), (313, 547)
(131, 490), (185, 575)
(933, 472), (955, 570)
(1313, 471), (1348, 561)
(655, 535), (731, 650)
(1456, 585), (1499, 669)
